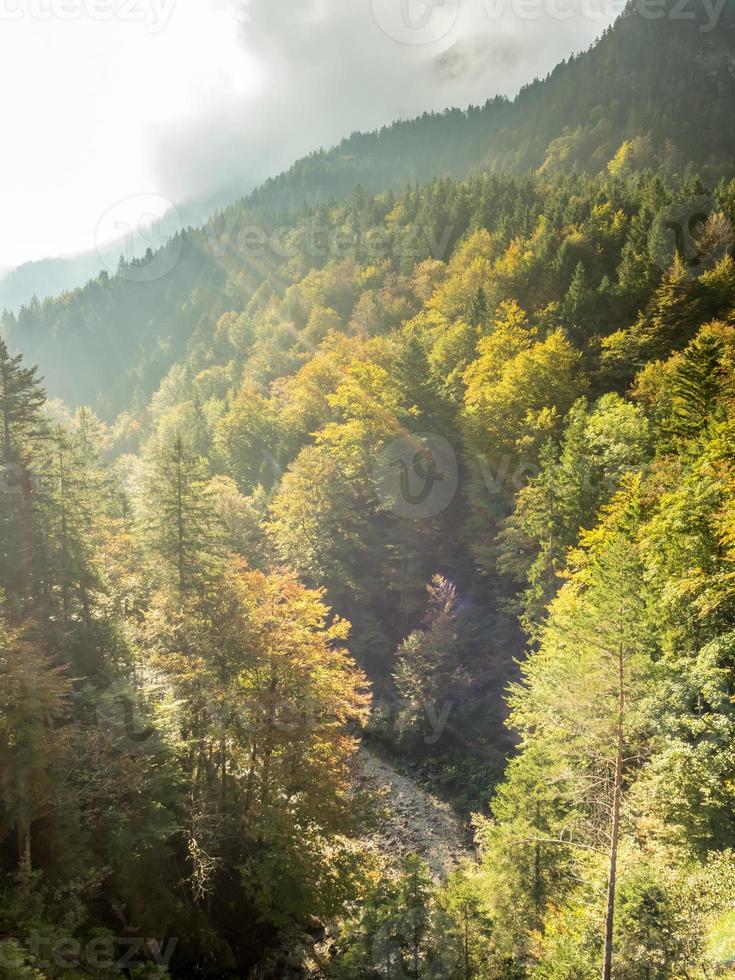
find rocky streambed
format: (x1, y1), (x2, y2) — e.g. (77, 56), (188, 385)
(355, 747), (475, 877)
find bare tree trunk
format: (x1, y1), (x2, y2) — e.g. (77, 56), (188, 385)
(1, 352), (12, 464)
(464, 910), (470, 980)
(243, 740), (259, 814)
(17, 816), (31, 874)
(260, 674), (279, 812)
(603, 646), (625, 980)
(58, 440), (70, 623)
(220, 739), (227, 807)
(176, 445), (185, 592)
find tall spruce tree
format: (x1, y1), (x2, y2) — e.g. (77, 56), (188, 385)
(482, 483), (657, 977)
(0, 339), (46, 616)
(143, 433), (220, 591)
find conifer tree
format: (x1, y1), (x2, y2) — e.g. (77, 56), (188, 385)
(393, 576), (465, 744)
(40, 423), (104, 636)
(483, 484), (657, 977)
(143, 433), (220, 591)
(670, 330), (726, 440)
(563, 261), (593, 338)
(0, 620), (71, 872)
(0, 339), (46, 616)
(467, 285), (488, 328)
(0, 338), (45, 467)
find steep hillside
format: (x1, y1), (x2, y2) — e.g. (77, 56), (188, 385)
(251, 0), (735, 211)
(3, 0), (735, 417)
(2, 144), (735, 980)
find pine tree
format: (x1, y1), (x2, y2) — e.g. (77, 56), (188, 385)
(0, 620), (71, 872)
(332, 855), (435, 979)
(467, 285), (488, 328)
(563, 261), (592, 335)
(39, 423), (104, 636)
(393, 576), (465, 745)
(483, 483), (657, 976)
(670, 330), (726, 440)
(0, 338), (45, 468)
(0, 340), (46, 617)
(143, 433), (220, 591)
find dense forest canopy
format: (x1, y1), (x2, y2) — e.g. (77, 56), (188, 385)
(2, 2), (735, 977)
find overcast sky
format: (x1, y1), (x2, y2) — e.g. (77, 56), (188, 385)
(0, 0), (621, 269)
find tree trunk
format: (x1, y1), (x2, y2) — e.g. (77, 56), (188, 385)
(176, 446), (185, 592)
(602, 647), (625, 980)
(533, 801), (543, 920)
(17, 816), (31, 874)
(464, 911), (470, 980)
(58, 440), (70, 623)
(1, 353), (11, 464)
(260, 674), (279, 811)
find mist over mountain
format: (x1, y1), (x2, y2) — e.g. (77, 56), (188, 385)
(0, 0), (615, 310)
(0, 185), (252, 313)
(251, 0), (735, 212)
(4, 0), (733, 416)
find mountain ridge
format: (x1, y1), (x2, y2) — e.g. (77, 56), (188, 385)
(4, 0), (734, 416)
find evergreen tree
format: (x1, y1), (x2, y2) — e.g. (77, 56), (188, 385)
(393, 576), (465, 746)
(142, 433), (221, 591)
(481, 484), (658, 977)
(562, 261), (593, 339)
(670, 329), (727, 440)
(0, 340), (46, 617)
(0, 620), (71, 872)
(467, 286), (488, 328)
(0, 338), (45, 467)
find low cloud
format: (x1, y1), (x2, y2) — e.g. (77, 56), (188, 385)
(148, 0), (619, 211)
(0, 0), (618, 269)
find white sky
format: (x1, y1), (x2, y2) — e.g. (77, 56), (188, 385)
(0, 0), (620, 269)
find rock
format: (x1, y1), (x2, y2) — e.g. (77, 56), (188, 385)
(285, 943), (309, 969)
(304, 915), (326, 937)
(355, 747), (473, 878)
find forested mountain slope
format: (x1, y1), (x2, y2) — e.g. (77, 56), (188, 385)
(4, 0), (735, 417)
(2, 157), (735, 974)
(3, 5), (735, 974)
(252, 0), (735, 210)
